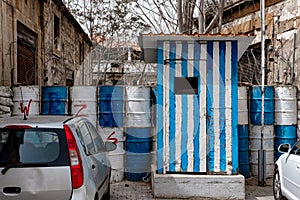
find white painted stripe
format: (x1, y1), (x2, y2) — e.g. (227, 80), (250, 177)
(175, 42), (182, 171)
(200, 43), (207, 172)
(225, 42), (232, 174)
(213, 42), (220, 172)
(187, 96), (194, 171)
(164, 42), (170, 172)
(187, 42), (194, 172)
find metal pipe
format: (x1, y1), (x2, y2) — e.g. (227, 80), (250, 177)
(291, 32), (296, 84)
(82, 42), (85, 85)
(259, 0), (266, 186)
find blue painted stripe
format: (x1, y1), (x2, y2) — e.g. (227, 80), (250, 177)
(157, 41), (164, 174)
(169, 42), (176, 171)
(231, 41), (238, 173)
(219, 42), (226, 171)
(193, 42), (200, 172)
(207, 41), (214, 172)
(181, 42), (188, 171)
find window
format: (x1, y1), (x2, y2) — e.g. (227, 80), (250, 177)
(54, 15), (60, 50)
(85, 121), (105, 153)
(77, 121), (95, 155)
(0, 129), (60, 164)
(174, 77), (198, 95)
(291, 141), (300, 156)
(17, 22), (37, 85)
(66, 69), (74, 87)
(79, 42), (84, 64)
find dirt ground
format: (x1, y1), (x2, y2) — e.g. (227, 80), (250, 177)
(111, 176), (275, 200)
(245, 177), (274, 200)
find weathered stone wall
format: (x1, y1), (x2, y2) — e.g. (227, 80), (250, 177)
(221, 0), (300, 89)
(42, 1), (92, 86)
(0, 86), (13, 117)
(0, 0), (92, 87)
(0, 1), (14, 86)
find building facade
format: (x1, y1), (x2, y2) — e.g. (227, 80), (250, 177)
(0, 0), (92, 87)
(219, 0), (300, 89)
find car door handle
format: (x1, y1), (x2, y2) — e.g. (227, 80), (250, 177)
(92, 164), (96, 169)
(3, 187), (21, 194)
(297, 165), (300, 170)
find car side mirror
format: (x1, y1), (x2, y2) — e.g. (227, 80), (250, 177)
(105, 141), (117, 152)
(278, 143), (290, 153)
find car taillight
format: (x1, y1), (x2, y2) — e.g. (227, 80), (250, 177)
(64, 125), (84, 189)
(4, 125), (32, 129)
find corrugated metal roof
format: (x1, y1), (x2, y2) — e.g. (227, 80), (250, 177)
(138, 34), (254, 63)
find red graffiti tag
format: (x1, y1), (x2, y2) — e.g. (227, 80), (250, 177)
(107, 131), (118, 144)
(20, 99), (32, 116)
(74, 104), (88, 117)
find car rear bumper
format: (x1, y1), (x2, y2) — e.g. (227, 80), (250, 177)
(71, 186), (90, 200)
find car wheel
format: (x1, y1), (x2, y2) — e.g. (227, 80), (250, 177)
(273, 168), (284, 200)
(102, 171), (111, 200)
(102, 183), (110, 200)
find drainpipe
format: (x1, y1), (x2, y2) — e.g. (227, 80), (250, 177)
(291, 33), (296, 84)
(82, 42), (85, 85)
(258, 0), (266, 187)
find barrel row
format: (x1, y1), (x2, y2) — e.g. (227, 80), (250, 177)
(12, 85), (154, 182)
(238, 86), (298, 178)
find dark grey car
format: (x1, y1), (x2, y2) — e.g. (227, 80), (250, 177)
(0, 115), (116, 200)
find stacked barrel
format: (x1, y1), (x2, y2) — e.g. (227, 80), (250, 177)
(99, 86), (124, 127)
(13, 86), (39, 116)
(70, 86), (97, 127)
(238, 86), (250, 178)
(125, 86), (152, 181)
(98, 86), (125, 182)
(249, 86), (274, 178)
(41, 86), (68, 115)
(274, 86), (297, 160)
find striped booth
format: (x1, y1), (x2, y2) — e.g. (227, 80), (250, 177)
(139, 34), (254, 174)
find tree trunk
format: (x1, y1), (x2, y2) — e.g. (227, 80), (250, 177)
(198, 0), (205, 33)
(177, 0), (183, 32)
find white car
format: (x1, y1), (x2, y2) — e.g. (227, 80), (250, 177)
(273, 141), (300, 200)
(0, 115), (116, 200)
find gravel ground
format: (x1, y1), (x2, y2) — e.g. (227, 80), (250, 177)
(110, 176), (274, 200)
(245, 177), (274, 200)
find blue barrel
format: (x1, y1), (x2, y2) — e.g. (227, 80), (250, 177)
(238, 125), (250, 178)
(250, 86), (274, 125)
(41, 86), (68, 115)
(274, 125), (297, 160)
(125, 127), (151, 181)
(98, 86), (123, 127)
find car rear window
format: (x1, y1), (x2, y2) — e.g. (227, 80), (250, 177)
(0, 128), (69, 167)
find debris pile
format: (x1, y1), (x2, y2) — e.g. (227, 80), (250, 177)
(0, 86), (13, 117)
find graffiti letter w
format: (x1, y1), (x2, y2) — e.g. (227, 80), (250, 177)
(20, 99), (32, 116)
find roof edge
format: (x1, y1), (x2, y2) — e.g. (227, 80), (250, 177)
(138, 34), (254, 63)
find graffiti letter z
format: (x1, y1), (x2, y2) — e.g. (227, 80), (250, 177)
(74, 104), (88, 117)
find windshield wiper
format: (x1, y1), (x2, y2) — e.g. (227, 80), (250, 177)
(1, 162), (49, 175)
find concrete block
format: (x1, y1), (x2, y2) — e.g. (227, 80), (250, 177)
(152, 172), (245, 199)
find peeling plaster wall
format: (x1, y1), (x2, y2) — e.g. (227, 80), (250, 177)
(221, 0), (300, 88)
(42, 1), (92, 86)
(0, 0), (92, 87)
(0, 1), (13, 86)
